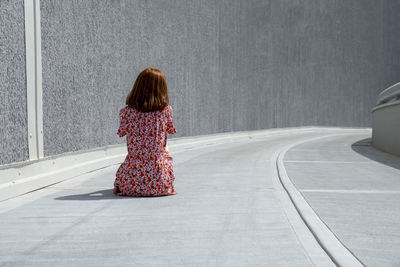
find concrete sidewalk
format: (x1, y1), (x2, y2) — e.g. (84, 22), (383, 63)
(283, 134), (400, 266)
(0, 127), (382, 266)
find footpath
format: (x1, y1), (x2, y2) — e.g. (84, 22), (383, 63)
(283, 134), (400, 266)
(1, 127), (398, 266)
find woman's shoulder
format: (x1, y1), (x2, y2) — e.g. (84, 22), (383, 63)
(160, 105), (173, 116)
(163, 104), (173, 112)
(119, 106), (128, 113)
(119, 106), (135, 116)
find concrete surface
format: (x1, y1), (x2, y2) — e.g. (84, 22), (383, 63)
(1, 127), (389, 266)
(39, 0), (400, 159)
(0, 128), (362, 267)
(0, 0), (28, 165)
(284, 134), (400, 266)
(372, 101), (400, 157)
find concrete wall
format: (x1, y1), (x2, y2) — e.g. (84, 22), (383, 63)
(383, 1), (400, 88)
(372, 102), (400, 156)
(40, 0), (400, 158)
(0, 0), (28, 165)
(372, 82), (400, 156)
(1, 0), (399, 164)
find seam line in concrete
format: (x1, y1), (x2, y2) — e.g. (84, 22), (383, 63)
(284, 160), (373, 164)
(300, 189), (400, 194)
(24, 0), (44, 161)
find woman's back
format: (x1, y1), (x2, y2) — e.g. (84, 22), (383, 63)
(117, 105), (176, 159)
(114, 103), (177, 197)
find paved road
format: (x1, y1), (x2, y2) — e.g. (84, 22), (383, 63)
(0, 128), (369, 266)
(284, 133), (400, 267)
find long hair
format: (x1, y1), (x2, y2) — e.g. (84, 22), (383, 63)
(126, 67), (169, 112)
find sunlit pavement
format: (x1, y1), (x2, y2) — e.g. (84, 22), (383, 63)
(1, 127), (398, 266)
(283, 133), (400, 266)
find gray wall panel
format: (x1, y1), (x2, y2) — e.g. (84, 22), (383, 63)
(384, 1), (400, 88)
(0, 0), (28, 165)
(40, 0), (400, 157)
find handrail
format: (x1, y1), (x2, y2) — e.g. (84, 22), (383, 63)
(376, 82), (400, 105)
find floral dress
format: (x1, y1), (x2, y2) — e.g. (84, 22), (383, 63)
(114, 105), (177, 196)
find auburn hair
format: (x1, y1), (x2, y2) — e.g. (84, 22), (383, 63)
(126, 67), (169, 112)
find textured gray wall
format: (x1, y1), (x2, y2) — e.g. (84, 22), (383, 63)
(383, 1), (400, 86)
(37, 0), (400, 157)
(0, 0), (28, 165)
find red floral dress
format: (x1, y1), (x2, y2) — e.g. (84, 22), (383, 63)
(114, 105), (177, 196)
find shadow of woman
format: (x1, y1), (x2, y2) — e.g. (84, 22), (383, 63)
(54, 189), (118, 201)
(54, 189), (171, 200)
(351, 137), (400, 170)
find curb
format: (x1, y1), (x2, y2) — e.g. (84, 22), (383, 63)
(275, 133), (366, 267)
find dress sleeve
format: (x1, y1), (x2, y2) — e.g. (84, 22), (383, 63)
(117, 108), (128, 137)
(166, 105), (177, 135)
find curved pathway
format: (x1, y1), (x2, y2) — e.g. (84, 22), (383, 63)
(283, 133), (400, 266)
(0, 127), (370, 266)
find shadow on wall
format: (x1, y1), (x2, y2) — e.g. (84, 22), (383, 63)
(351, 138), (400, 171)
